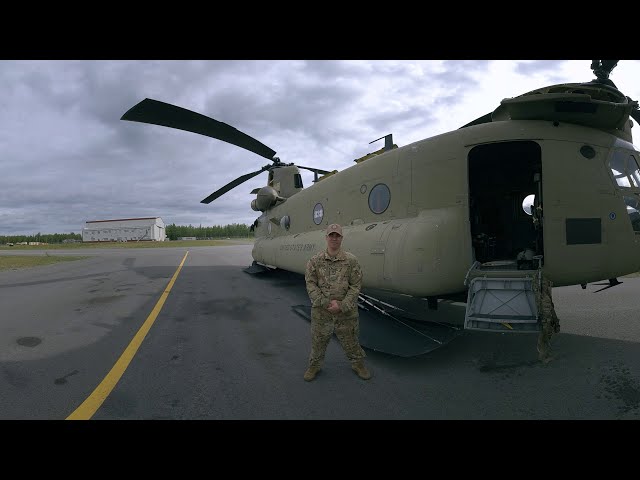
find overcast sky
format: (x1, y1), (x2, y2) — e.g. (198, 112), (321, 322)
(2, 60), (640, 236)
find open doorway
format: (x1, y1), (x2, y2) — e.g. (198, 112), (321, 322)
(468, 141), (543, 264)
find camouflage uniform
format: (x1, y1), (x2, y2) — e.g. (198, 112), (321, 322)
(532, 271), (560, 362)
(304, 248), (366, 369)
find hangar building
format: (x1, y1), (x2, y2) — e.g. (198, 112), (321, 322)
(82, 217), (166, 242)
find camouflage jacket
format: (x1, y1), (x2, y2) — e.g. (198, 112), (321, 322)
(305, 248), (363, 317)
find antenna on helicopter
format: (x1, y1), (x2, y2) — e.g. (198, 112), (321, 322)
(370, 134), (395, 152)
(353, 134), (399, 164)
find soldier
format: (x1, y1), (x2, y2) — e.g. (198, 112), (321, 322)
(533, 270), (560, 364)
(303, 223), (371, 381)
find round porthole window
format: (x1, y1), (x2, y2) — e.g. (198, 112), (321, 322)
(522, 194), (535, 215)
(580, 145), (596, 159)
(313, 203), (324, 225)
(368, 183), (390, 214)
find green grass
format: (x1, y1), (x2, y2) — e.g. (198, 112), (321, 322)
(0, 255), (90, 271)
(0, 239), (255, 271)
(0, 238), (255, 250)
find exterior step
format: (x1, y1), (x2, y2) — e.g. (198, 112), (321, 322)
(463, 260), (542, 333)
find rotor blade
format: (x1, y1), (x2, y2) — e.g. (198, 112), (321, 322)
(297, 165), (332, 175)
(122, 98), (277, 161)
(200, 169), (265, 204)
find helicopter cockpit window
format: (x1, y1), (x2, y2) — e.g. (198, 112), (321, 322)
(522, 194), (535, 215)
(624, 195), (640, 233)
(631, 155), (640, 187)
(609, 150), (640, 188)
(294, 174), (303, 189)
(368, 183), (391, 214)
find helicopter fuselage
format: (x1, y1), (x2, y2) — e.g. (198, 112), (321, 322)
(252, 118), (640, 297)
(119, 72), (640, 301)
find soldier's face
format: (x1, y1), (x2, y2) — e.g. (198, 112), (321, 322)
(326, 232), (343, 248)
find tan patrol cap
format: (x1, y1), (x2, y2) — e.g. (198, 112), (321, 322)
(326, 223), (343, 236)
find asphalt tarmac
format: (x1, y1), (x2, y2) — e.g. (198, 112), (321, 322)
(1, 245), (639, 420)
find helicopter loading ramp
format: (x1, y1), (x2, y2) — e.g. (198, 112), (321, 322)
(292, 292), (463, 357)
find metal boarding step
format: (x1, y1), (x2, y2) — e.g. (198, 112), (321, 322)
(463, 260), (542, 333)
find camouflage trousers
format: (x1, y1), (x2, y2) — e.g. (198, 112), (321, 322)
(533, 273), (560, 356)
(308, 309), (366, 368)
(539, 300), (560, 337)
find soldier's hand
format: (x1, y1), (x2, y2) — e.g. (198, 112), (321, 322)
(327, 299), (341, 314)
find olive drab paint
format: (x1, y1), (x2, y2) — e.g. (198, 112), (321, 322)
(121, 60), (640, 332)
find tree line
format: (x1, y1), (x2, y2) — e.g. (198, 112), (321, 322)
(0, 232), (82, 244)
(164, 223), (253, 240)
(0, 223), (253, 244)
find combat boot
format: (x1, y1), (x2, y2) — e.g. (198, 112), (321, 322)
(351, 360), (371, 380)
(537, 333), (553, 364)
(303, 366), (321, 382)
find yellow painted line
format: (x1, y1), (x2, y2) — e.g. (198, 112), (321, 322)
(501, 322), (513, 330)
(66, 251), (190, 420)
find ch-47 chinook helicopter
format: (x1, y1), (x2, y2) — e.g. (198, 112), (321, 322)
(122, 60), (640, 356)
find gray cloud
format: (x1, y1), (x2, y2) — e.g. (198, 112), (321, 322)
(1, 59), (638, 235)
